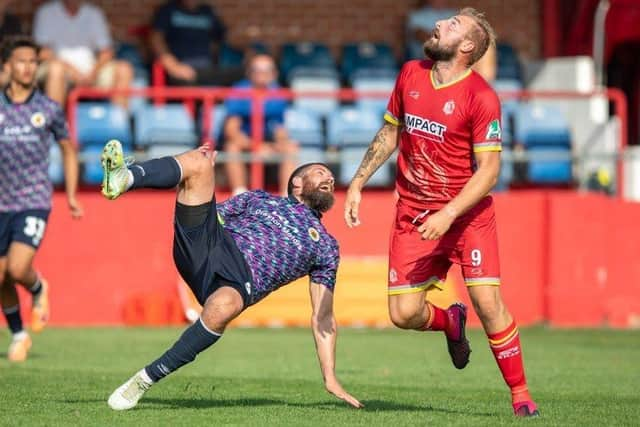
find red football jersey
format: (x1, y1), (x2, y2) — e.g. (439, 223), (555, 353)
(385, 60), (502, 209)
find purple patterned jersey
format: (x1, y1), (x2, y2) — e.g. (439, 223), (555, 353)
(0, 90), (68, 212)
(217, 190), (339, 303)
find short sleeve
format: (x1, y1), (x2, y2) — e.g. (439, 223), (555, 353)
(152, 4), (171, 32)
(51, 103), (69, 141)
(309, 239), (339, 290)
(91, 7), (112, 50)
(224, 82), (251, 118)
(471, 88), (502, 153)
(384, 62), (410, 126)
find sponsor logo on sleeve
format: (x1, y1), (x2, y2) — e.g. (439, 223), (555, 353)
(486, 119), (502, 140)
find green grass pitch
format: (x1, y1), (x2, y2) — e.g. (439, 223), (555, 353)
(0, 327), (638, 426)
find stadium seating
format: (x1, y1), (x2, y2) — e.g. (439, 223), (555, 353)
(289, 68), (340, 117)
(284, 107), (324, 148)
(280, 42), (336, 83)
(75, 103), (132, 148)
(207, 104), (228, 149)
(327, 106), (390, 185)
(515, 104), (573, 183)
(351, 68), (397, 114)
(81, 145), (105, 185)
(341, 42), (397, 83)
(497, 42), (523, 82)
(134, 104), (197, 147)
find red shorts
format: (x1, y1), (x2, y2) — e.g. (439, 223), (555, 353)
(388, 196), (501, 295)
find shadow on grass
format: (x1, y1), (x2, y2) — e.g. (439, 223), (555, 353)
(140, 397), (495, 416)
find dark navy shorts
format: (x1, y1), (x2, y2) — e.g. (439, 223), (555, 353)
(172, 198), (253, 308)
(0, 209), (50, 256)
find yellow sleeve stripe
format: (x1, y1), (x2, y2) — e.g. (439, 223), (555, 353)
(473, 146), (502, 153)
(384, 112), (401, 126)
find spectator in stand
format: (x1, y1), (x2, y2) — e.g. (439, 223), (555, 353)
(0, 0), (24, 86)
(150, 0), (243, 86)
(407, 0), (496, 82)
(33, 0), (134, 108)
(223, 54), (298, 196)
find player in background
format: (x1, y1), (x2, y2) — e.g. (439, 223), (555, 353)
(0, 37), (83, 362)
(344, 8), (539, 417)
(100, 139), (362, 410)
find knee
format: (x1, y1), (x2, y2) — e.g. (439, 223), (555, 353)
(179, 150), (213, 180)
(471, 291), (505, 323)
(115, 60), (134, 82)
(389, 304), (422, 330)
(6, 262), (28, 283)
(46, 59), (65, 80)
(201, 291), (243, 331)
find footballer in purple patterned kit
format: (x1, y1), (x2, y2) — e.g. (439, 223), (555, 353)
(0, 37), (82, 362)
(100, 139), (362, 410)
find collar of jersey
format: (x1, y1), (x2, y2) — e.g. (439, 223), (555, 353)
(429, 68), (471, 90)
(3, 86), (37, 104)
(287, 194), (322, 219)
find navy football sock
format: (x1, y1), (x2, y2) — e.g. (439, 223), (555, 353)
(2, 305), (23, 334)
(129, 157), (182, 190)
(29, 277), (43, 297)
(144, 319), (221, 382)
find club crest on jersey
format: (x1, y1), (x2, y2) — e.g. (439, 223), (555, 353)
(389, 268), (398, 283)
(30, 112), (45, 128)
(308, 227), (320, 242)
(486, 119), (501, 140)
(443, 100), (455, 115)
(404, 113), (447, 143)
(409, 91), (420, 100)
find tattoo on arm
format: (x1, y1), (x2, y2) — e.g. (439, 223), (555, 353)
(353, 123), (397, 181)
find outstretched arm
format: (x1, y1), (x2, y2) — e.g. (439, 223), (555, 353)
(309, 282), (363, 408)
(344, 122), (399, 227)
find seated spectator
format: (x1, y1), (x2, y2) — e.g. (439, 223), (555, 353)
(0, 0), (24, 86)
(406, 1), (496, 82)
(223, 54), (298, 195)
(150, 0), (243, 86)
(33, 0), (133, 108)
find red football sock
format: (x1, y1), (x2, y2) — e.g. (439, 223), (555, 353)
(419, 302), (448, 331)
(487, 320), (531, 403)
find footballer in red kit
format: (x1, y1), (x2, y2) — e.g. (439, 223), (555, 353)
(345, 7), (539, 417)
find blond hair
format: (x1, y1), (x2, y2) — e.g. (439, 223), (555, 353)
(459, 7), (496, 65)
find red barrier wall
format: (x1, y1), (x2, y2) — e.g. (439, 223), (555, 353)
(4, 190), (640, 328)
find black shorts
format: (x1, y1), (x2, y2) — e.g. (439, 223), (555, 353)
(0, 209), (50, 256)
(172, 198), (253, 308)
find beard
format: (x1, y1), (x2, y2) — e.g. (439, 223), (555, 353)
(301, 182), (335, 213)
(423, 38), (457, 62)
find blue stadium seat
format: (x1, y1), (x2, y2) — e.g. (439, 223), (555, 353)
(81, 146), (104, 185)
(280, 42), (336, 83)
(284, 107), (324, 148)
(327, 106), (390, 185)
(351, 69), (397, 114)
(134, 104), (197, 147)
(206, 105), (228, 149)
(76, 103), (132, 148)
(497, 42), (523, 82)
(48, 144), (64, 185)
(341, 42), (397, 83)
(219, 43), (244, 68)
(290, 68), (340, 117)
(495, 147), (514, 191)
(515, 104), (572, 183)
(115, 42), (147, 78)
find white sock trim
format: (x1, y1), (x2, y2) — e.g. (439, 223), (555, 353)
(12, 331), (28, 341)
(172, 157), (183, 182)
(139, 368), (154, 384)
(30, 277), (42, 293)
(2, 305), (20, 314)
(198, 318), (222, 337)
(125, 170), (134, 191)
